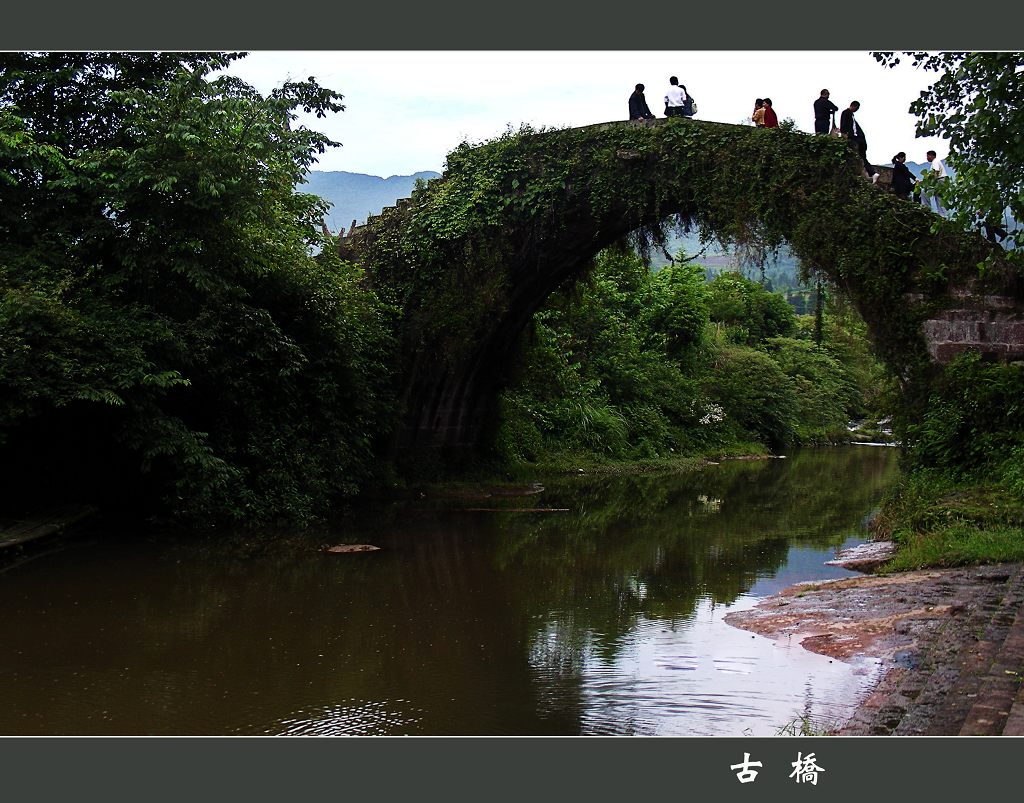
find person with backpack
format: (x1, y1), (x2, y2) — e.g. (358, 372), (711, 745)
(680, 85), (697, 118)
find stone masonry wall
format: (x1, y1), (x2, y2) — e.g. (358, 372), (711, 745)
(916, 289), (1024, 364)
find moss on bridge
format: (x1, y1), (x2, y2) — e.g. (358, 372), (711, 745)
(343, 119), (1014, 459)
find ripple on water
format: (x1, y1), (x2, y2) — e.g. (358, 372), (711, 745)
(267, 698), (424, 736)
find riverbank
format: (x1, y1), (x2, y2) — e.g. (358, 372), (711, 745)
(724, 561), (1024, 735)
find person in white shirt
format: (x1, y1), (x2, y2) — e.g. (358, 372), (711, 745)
(920, 150), (948, 217)
(664, 76), (686, 118)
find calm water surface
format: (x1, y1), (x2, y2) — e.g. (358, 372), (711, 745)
(0, 447), (899, 735)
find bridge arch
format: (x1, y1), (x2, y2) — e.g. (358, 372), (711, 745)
(343, 119), (1020, 460)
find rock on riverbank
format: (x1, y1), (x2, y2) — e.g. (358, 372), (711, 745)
(724, 562), (1024, 735)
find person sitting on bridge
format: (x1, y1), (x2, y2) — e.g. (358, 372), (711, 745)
(752, 98), (765, 127)
(628, 84), (655, 121)
(978, 211), (1008, 244)
(665, 76), (687, 117)
(762, 98), (778, 128)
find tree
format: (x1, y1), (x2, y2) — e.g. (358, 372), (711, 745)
(706, 271), (795, 345)
(1, 53), (396, 524)
(873, 52), (1024, 247)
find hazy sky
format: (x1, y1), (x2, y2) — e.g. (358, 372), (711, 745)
(227, 51), (949, 178)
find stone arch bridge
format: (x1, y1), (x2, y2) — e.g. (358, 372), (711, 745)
(337, 118), (1023, 461)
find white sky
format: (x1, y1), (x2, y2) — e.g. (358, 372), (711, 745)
(227, 51), (949, 178)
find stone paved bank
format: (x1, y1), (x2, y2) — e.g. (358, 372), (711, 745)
(725, 562), (1024, 735)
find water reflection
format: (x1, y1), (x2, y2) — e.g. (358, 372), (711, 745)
(0, 447), (898, 735)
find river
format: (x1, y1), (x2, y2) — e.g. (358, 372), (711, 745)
(0, 446), (899, 735)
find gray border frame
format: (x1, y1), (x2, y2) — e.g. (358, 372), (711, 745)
(3, 4), (1022, 800)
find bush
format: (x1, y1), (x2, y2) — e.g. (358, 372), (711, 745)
(707, 271), (795, 345)
(0, 54), (397, 524)
(765, 337), (858, 443)
(905, 352), (1024, 477)
(703, 344), (798, 451)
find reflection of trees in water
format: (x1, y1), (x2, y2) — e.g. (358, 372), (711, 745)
(495, 447), (899, 665)
(0, 448), (898, 734)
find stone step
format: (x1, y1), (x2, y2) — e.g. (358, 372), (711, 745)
(959, 590), (1024, 735)
(1002, 683), (1024, 735)
(899, 566), (1024, 735)
(841, 565), (1024, 735)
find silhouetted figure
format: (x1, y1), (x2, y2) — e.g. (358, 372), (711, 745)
(891, 152), (916, 200)
(840, 100), (879, 183)
(979, 212), (1008, 243)
(629, 84), (655, 120)
(680, 84), (696, 118)
(813, 89), (838, 135)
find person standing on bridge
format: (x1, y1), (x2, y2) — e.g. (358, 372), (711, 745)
(840, 101), (880, 184)
(762, 98), (778, 128)
(891, 152), (916, 200)
(920, 150), (949, 217)
(752, 98), (765, 127)
(680, 85), (697, 118)
(665, 76), (687, 117)
(813, 89), (838, 135)
(629, 84), (655, 121)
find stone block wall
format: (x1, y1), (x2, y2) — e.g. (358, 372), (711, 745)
(917, 290), (1024, 363)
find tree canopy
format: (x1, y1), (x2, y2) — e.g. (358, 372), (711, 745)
(0, 52), (396, 523)
(874, 51), (1024, 250)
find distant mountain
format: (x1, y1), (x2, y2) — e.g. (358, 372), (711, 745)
(300, 170), (441, 233)
(646, 230), (806, 288)
(902, 160), (956, 180)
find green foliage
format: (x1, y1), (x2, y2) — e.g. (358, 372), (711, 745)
(0, 53), (396, 524)
(764, 337), (857, 443)
(874, 52), (1024, 250)
(494, 239), (886, 462)
(706, 271), (795, 345)
(876, 470), (1024, 571)
(645, 260), (710, 360)
(703, 344), (798, 451)
(495, 248), (713, 462)
(904, 352), (1024, 479)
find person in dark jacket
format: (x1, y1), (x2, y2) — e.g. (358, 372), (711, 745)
(891, 152), (915, 199)
(628, 83), (655, 121)
(680, 85), (696, 118)
(762, 98), (778, 128)
(840, 101), (880, 183)
(813, 89), (838, 135)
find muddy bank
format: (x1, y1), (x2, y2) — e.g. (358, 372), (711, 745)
(725, 562), (1024, 734)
